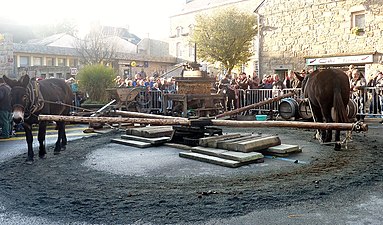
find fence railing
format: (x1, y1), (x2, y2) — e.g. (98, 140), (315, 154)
(126, 87), (383, 118)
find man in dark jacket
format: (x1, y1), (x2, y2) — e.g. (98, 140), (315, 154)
(0, 77), (12, 139)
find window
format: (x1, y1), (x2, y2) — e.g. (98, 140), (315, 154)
(19, 56), (29, 67)
(176, 27), (183, 37)
(57, 58), (66, 66)
(33, 57), (42, 66)
(46, 57), (55, 66)
(188, 43), (195, 58)
(69, 58), (78, 67)
(176, 42), (182, 57)
(188, 24), (194, 36)
(352, 10), (365, 29)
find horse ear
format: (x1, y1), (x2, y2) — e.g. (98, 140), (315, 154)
(2, 75), (19, 88)
(20, 75), (30, 87)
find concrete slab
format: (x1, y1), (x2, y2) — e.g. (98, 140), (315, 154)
(199, 134), (242, 147)
(179, 152), (242, 168)
(226, 136), (281, 152)
(216, 134), (255, 149)
(121, 135), (170, 145)
(266, 144), (300, 154)
(192, 146), (264, 163)
(111, 138), (152, 148)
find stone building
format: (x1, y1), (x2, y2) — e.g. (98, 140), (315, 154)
(0, 33), (14, 77)
(169, 0), (260, 76)
(0, 32), (177, 79)
(255, 0), (383, 78)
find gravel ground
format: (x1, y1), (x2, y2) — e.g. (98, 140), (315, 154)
(0, 123), (382, 224)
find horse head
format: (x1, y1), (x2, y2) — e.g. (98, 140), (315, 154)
(3, 75), (32, 124)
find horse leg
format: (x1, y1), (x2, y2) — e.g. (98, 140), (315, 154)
(54, 122), (62, 155)
(23, 123), (34, 164)
(322, 110), (333, 143)
(334, 130), (342, 151)
(57, 121), (67, 151)
(311, 106), (325, 142)
(37, 121), (47, 159)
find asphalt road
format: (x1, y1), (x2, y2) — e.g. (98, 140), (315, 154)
(0, 122), (382, 224)
(0, 123), (97, 163)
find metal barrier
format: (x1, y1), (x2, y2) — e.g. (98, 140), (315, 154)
(133, 87), (383, 118)
(136, 89), (163, 113)
(351, 87), (383, 117)
(241, 88), (302, 115)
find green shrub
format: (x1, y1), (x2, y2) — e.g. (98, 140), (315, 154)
(77, 64), (116, 104)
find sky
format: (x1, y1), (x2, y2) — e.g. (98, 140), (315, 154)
(1, 0), (185, 39)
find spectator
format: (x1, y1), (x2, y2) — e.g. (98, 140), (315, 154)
(237, 72), (249, 90)
(262, 75), (273, 89)
(0, 77), (12, 139)
(283, 70), (294, 89)
(350, 69), (366, 121)
(218, 74), (236, 111)
(249, 71), (260, 89)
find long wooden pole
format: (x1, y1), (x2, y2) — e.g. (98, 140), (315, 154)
(39, 115), (367, 131)
(38, 115), (190, 126)
(113, 110), (189, 121)
(215, 91), (297, 118)
(211, 120), (368, 131)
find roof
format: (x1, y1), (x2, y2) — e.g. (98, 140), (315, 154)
(27, 33), (77, 48)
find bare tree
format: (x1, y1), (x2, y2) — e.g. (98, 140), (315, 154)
(73, 26), (120, 65)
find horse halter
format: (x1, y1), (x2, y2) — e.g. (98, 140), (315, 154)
(11, 82), (44, 119)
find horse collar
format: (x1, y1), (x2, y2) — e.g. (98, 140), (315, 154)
(25, 82), (45, 118)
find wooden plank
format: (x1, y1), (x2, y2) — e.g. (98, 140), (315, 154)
(199, 133), (243, 147)
(179, 152), (242, 168)
(111, 139), (152, 148)
(121, 134), (170, 145)
(226, 136), (281, 152)
(266, 144), (300, 154)
(191, 146), (264, 163)
(128, 126), (174, 138)
(217, 135), (256, 149)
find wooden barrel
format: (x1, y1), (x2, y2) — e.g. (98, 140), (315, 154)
(347, 98), (357, 119)
(278, 98), (299, 120)
(298, 100), (313, 119)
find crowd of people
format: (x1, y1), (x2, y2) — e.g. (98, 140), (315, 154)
(215, 70), (306, 111)
(348, 65), (383, 121)
(114, 73), (176, 94)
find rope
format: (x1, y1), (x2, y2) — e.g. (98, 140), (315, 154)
(42, 100), (94, 112)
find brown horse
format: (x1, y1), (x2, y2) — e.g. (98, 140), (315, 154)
(3, 75), (73, 164)
(298, 69), (350, 150)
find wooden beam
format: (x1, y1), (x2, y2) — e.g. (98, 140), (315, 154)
(38, 115), (368, 132)
(38, 115), (191, 126)
(113, 110), (188, 121)
(211, 120), (368, 131)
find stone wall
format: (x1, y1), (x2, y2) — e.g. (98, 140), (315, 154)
(257, 0), (383, 76)
(0, 33), (15, 78)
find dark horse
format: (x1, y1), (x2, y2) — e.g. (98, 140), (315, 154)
(297, 69), (350, 150)
(3, 75), (73, 164)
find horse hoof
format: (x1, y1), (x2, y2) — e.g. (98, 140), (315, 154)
(54, 151), (61, 155)
(334, 143), (342, 151)
(25, 160), (33, 165)
(39, 154), (47, 159)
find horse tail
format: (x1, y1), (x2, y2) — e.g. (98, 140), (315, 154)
(333, 88), (349, 123)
